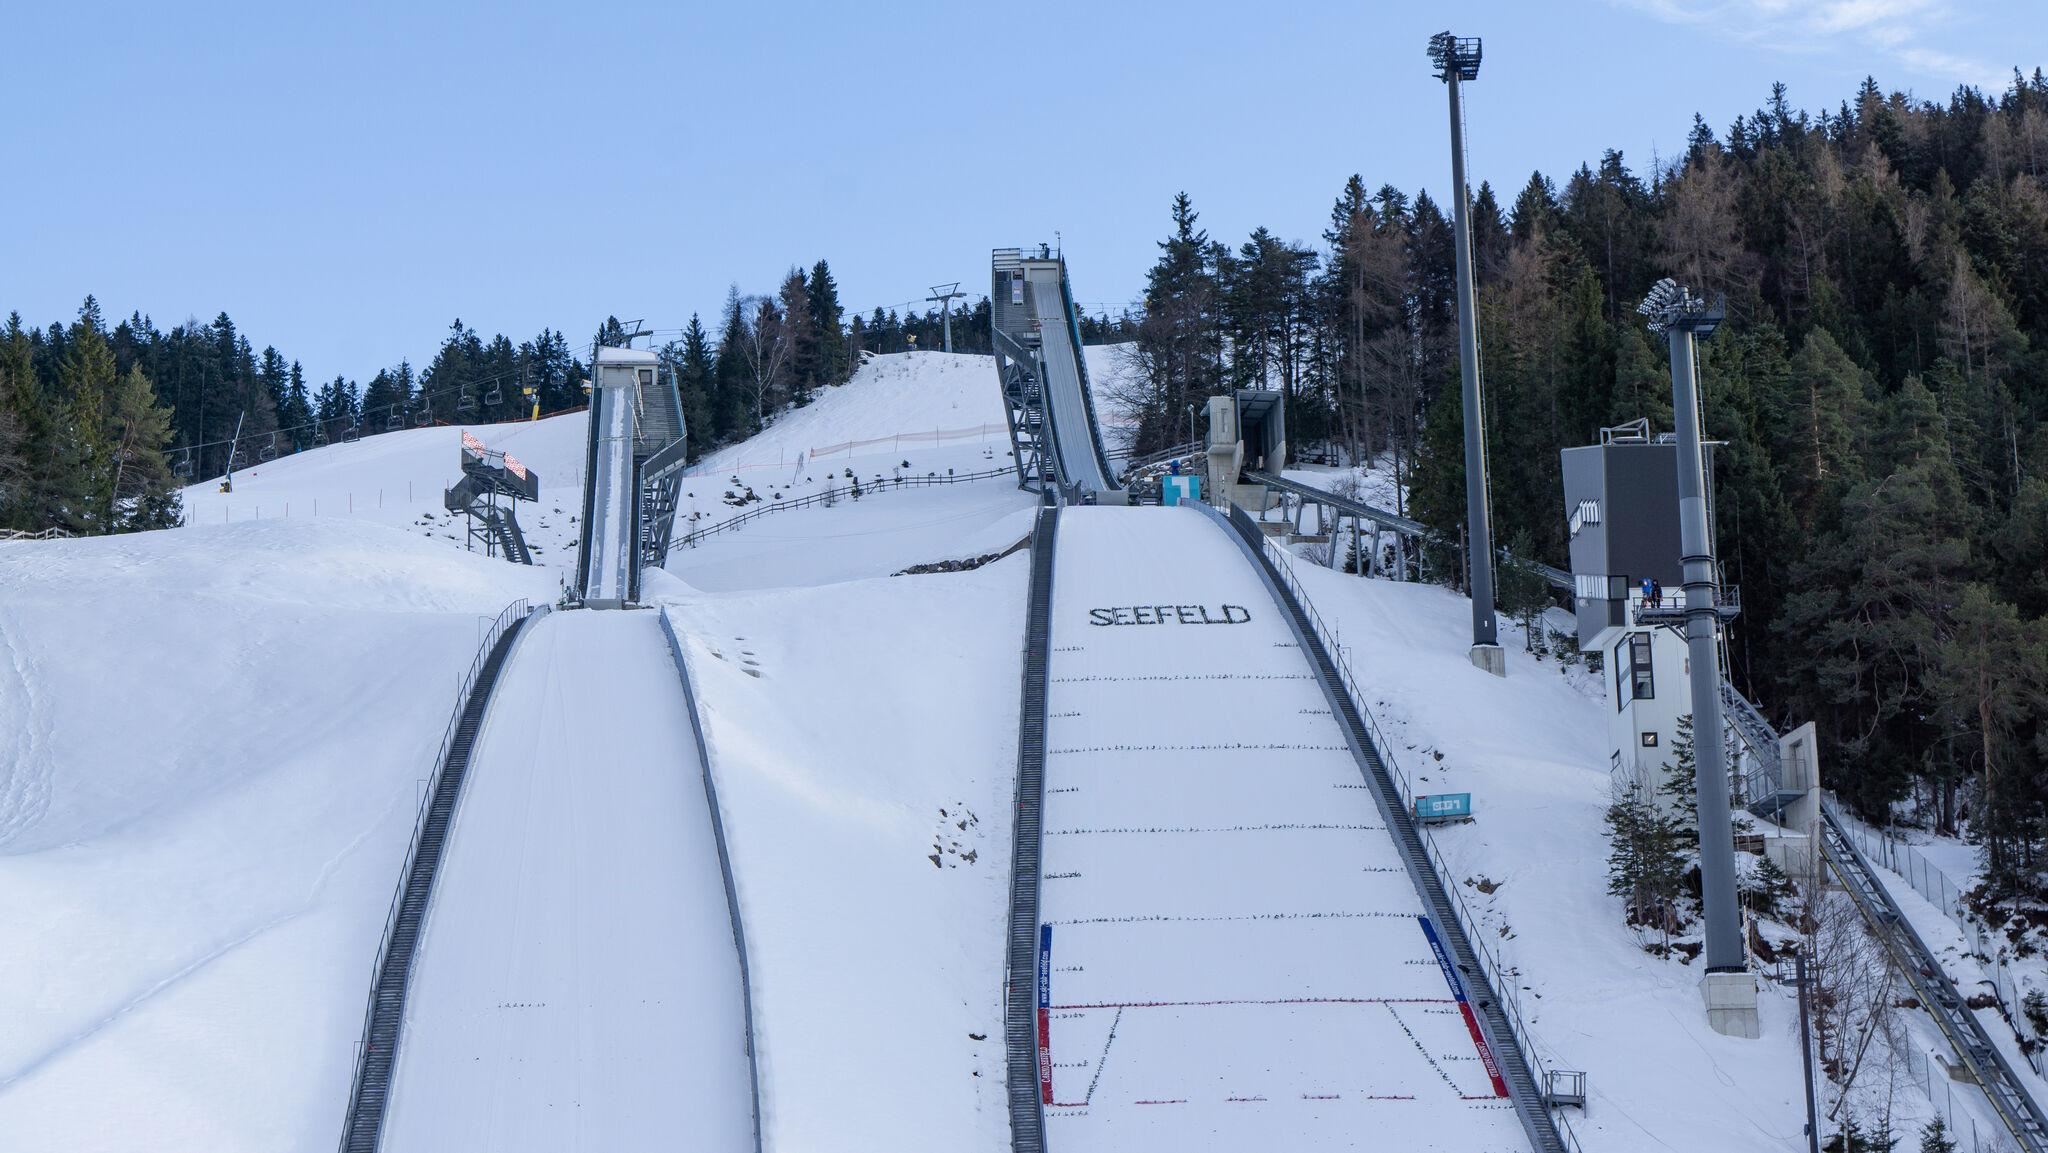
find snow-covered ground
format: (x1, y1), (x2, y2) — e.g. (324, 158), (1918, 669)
(382, 609), (752, 1150)
(1037, 507), (1525, 1151)
(10, 329), (1966, 1153)
(1285, 559), (1815, 1152)
(0, 520), (554, 1151)
(652, 557), (1025, 1151)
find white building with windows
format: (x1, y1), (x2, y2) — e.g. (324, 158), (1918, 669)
(1560, 421), (1714, 803)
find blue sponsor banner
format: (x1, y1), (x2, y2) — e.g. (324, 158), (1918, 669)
(1037, 924), (1051, 1010)
(1415, 792), (1472, 823)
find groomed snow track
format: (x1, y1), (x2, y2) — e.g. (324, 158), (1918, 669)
(337, 599), (542, 1153)
(1002, 500), (1559, 1152)
(336, 606), (759, 1153)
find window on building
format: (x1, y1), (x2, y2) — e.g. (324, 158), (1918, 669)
(1629, 633), (1655, 702)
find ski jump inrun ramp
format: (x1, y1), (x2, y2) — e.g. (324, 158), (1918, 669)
(374, 610), (756, 1152)
(1020, 506), (1532, 1151)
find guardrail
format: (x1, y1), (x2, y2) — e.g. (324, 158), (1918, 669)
(656, 608), (765, 1152)
(1215, 501), (1579, 1153)
(337, 596), (544, 1150)
(1004, 503), (1060, 1153)
(675, 466), (1017, 548)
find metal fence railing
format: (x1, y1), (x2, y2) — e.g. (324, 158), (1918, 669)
(674, 466), (1016, 549)
(337, 596), (543, 1148)
(1219, 502), (1580, 1153)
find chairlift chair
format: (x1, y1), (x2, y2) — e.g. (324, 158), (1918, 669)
(413, 405), (431, 428)
(313, 424), (329, 447)
(385, 405), (402, 432)
(342, 421), (361, 444)
(259, 432), (278, 462)
(458, 389), (478, 415)
(483, 382), (503, 406)
(173, 449), (194, 479)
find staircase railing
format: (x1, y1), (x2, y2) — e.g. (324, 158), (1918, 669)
(1214, 501), (1578, 1153)
(335, 597), (544, 1150)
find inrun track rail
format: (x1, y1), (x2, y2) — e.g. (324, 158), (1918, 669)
(1004, 502), (1060, 1153)
(336, 599), (545, 1152)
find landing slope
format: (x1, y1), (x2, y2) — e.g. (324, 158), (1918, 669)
(1038, 507), (1524, 1151)
(381, 610), (752, 1151)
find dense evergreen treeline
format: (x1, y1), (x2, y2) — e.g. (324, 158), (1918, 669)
(0, 255), (1044, 535)
(1123, 73), (2048, 888)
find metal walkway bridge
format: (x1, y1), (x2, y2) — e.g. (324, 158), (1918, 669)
(991, 249), (1120, 502)
(1246, 469), (1571, 592)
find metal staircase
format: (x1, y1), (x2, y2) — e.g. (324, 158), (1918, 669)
(992, 249), (1053, 496)
(1214, 501), (1570, 1153)
(1819, 800), (2048, 1152)
(1724, 683), (2048, 1152)
(444, 439), (539, 566)
(336, 600), (542, 1153)
(1004, 501), (1059, 1153)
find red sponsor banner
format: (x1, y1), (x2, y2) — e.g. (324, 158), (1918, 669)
(461, 431), (486, 454)
(503, 453), (527, 480)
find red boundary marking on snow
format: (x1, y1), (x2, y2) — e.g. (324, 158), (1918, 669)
(1417, 916), (1511, 1098)
(1050, 996), (1453, 1010)
(1037, 925), (1054, 1106)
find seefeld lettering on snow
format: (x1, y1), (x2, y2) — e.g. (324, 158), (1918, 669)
(1086, 604), (1251, 627)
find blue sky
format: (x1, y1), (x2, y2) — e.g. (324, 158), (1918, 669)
(1, 0), (2040, 384)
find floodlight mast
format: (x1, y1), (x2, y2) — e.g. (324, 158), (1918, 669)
(1430, 31), (1503, 675)
(1640, 277), (1746, 980)
(927, 282), (966, 353)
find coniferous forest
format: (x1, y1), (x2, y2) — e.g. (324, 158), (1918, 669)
(1115, 73), (2048, 890)
(8, 73), (2048, 888)
(0, 258), (998, 534)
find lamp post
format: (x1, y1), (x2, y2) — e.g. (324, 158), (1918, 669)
(1639, 276), (1758, 1038)
(1429, 31), (1503, 676)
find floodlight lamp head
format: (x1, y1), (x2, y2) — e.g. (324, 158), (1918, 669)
(1427, 32), (1482, 81)
(1638, 277), (1725, 336)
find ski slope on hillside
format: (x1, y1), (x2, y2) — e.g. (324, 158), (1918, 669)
(1037, 507), (1525, 1151)
(0, 520), (555, 1151)
(1284, 560), (1811, 1152)
(658, 560), (1025, 1152)
(382, 610), (752, 1151)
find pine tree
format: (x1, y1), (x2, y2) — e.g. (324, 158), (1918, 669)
(807, 260), (847, 384)
(675, 314), (716, 456)
(1918, 1115), (1957, 1153)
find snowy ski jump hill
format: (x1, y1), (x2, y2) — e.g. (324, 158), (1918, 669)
(0, 344), (1843, 1153)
